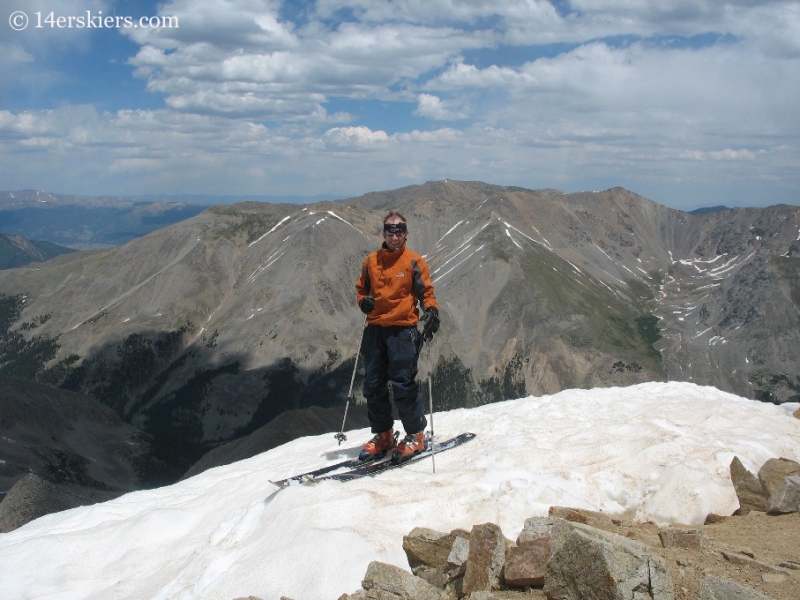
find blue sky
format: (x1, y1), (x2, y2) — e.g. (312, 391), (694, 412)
(1, 0), (798, 209)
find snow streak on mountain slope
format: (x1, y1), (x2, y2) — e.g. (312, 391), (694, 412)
(1, 382), (798, 600)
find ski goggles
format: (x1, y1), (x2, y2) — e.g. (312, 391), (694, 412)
(383, 223), (407, 236)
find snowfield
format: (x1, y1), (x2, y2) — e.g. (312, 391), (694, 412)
(1, 381), (799, 600)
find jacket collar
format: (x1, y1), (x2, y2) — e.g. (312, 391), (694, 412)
(378, 242), (407, 264)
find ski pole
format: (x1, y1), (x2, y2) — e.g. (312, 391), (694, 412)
(335, 315), (368, 445)
(427, 340), (435, 474)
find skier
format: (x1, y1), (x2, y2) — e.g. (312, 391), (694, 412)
(355, 211), (440, 463)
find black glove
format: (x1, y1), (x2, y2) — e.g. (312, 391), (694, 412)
(359, 296), (375, 314)
(420, 306), (440, 341)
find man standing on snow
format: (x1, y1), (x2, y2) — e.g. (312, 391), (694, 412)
(355, 211), (440, 463)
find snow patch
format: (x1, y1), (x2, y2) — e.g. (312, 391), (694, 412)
(248, 215), (291, 248)
(505, 228), (523, 250)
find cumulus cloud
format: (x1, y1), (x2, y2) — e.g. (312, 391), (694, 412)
(321, 126), (389, 150)
(394, 128), (460, 144)
(124, 0), (486, 120)
(414, 94), (468, 120)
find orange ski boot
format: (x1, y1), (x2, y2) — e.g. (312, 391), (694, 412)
(358, 429), (397, 462)
(391, 432), (427, 463)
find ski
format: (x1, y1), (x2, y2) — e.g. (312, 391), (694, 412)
(315, 432), (476, 483)
(271, 453), (388, 488)
(270, 432), (476, 488)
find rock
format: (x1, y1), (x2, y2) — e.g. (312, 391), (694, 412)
(403, 527), (472, 590)
(466, 593), (528, 599)
(517, 516), (556, 544)
(761, 572), (789, 583)
(462, 523), (508, 595)
(717, 543), (755, 558)
(704, 513), (728, 524)
(349, 509), (800, 599)
(404, 527), (468, 572)
(0, 473), (75, 533)
(758, 458), (800, 497)
(506, 515), (555, 587)
(503, 537), (550, 587)
(658, 527), (708, 549)
(721, 550), (788, 575)
(359, 561), (453, 600)
(448, 535), (470, 569)
(417, 569), (451, 590)
(793, 407), (800, 420)
(549, 505), (615, 529)
(703, 513), (728, 525)
(699, 575), (774, 600)
(745, 510), (768, 520)
(730, 457), (768, 514)
(543, 518), (674, 600)
(766, 474), (800, 514)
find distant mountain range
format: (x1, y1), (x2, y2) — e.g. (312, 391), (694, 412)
(0, 233), (75, 269)
(0, 180), (798, 500)
(689, 205), (731, 216)
(0, 190), (208, 249)
(135, 192), (344, 205)
(0, 189), (345, 251)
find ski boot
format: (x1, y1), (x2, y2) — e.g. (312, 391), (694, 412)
(358, 429), (398, 462)
(391, 432), (427, 464)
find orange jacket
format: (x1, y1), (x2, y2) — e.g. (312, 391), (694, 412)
(356, 243), (438, 326)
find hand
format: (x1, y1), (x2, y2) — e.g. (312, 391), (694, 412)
(420, 306), (439, 341)
(359, 296), (376, 314)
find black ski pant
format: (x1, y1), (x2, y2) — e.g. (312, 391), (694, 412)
(361, 323), (427, 435)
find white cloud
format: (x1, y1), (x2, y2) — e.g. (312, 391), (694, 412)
(314, 0), (528, 25)
(124, 0), (295, 49)
(436, 62), (523, 89)
(322, 126), (389, 150)
(432, 38), (800, 152)
(0, 42), (33, 67)
(728, 2), (800, 58)
(682, 148), (760, 161)
(394, 128), (460, 144)
(123, 0), (487, 121)
(414, 93), (468, 120)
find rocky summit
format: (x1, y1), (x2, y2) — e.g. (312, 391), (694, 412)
(303, 458), (800, 600)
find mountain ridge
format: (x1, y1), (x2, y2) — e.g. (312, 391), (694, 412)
(0, 180), (797, 484)
(0, 233), (75, 269)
